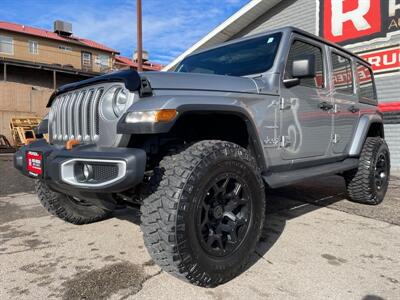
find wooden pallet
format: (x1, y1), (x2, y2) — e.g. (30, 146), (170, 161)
(9, 117), (47, 147)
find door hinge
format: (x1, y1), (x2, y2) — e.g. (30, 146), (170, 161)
(280, 97), (292, 110)
(332, 134), (341, 144)
(280, 136), (291, 148)
(334, 104), (340, 114)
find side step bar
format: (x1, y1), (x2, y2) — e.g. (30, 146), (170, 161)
(262, 158), (359, 188)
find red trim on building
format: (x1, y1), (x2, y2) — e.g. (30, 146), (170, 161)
(115, 56), (163, 71)
(378, 102), (400, 112)
(0, 21), (119, 53)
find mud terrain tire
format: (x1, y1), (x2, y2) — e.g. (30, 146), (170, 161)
(36, 180), (111, 224)
(141, 140), (265, 287)
(344, 137), (390, 205)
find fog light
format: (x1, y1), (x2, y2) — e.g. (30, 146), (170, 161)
(83, 164), (93, 180)
(75, 162), (93, 182)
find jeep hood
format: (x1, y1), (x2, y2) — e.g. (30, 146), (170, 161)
(142, 71), (260, 94)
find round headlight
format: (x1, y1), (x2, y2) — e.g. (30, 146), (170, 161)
(112, 88), (128, 117)
(100, 86), (130, 120)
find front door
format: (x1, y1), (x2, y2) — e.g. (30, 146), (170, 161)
(330, 51), (360, 154)
(280, 37), (333, 160)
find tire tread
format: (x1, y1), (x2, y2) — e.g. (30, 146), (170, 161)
(344, 137), (390, 205)
(140, 140), (265, 287)
(35, 181), (110, 225)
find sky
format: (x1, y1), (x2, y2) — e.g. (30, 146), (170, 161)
(0, 0), (249, 65)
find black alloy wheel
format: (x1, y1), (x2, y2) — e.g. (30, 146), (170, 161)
(197, 175), (251, 257)
(374, 151), (389, 192)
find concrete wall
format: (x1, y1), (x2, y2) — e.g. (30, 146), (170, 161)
(0, 81), (51, 143)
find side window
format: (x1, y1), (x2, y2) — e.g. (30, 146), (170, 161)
(0, 35), (13, 54)
(331, 53), (354, 94)
(356, 63), (377, 101)
(28, 41), (38, 54)
(284, 40), (324, 89)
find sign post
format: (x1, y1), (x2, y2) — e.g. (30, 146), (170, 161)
(136, 0), (143, 72)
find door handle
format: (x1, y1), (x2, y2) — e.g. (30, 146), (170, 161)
(318, 101), (333, 111)
(348, 105), (360, 113)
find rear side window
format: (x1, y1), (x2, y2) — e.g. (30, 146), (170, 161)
(284, 40), (324, 89)
(331, 53), (354, 94)
(356, 63), (377, 101)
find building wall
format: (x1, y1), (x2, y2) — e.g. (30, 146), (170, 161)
(234, 0), (317, 38)
(0, 81), (51, 143)
(375, 73), (400, 103)
(0, 30), (114, 73)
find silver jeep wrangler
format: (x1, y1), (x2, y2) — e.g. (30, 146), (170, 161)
(14, 27), (390, 287)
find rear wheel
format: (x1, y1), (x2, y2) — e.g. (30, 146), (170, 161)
(140, 140), (265, 287)
(36, 180), (111, 224)
(344, 137), (390, 205)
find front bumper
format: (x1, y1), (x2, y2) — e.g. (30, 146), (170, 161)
(14, 139), (146, 195)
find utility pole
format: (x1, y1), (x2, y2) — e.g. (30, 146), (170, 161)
(136, 0), (143, 72)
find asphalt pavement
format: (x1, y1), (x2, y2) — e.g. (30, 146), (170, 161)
(0, 154), (399, 299)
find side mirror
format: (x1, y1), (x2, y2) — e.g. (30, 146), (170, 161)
(292, 55), (316, 78)
(283, 55), (316, 88)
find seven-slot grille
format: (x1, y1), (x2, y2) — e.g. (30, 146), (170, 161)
(49, 87), (104, 143)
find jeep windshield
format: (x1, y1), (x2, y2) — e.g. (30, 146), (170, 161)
(175, 32), (282, 77)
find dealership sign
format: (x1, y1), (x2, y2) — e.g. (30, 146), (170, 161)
(319, 0), (400, 74)
(358, 45), (400, 74)
(319, 0), (400, 45)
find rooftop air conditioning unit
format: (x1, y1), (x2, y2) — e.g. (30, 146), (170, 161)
(133, 50), (149, 62)
(54, 20), (73, 36)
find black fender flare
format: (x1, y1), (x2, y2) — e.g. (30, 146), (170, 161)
(117, 104), (267, 172)
(348, 114), (384, 156)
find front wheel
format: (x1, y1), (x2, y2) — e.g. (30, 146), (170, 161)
(140, 140), (266, 287)
(344, 137), (390, 205)
(36, 181), (111, 224)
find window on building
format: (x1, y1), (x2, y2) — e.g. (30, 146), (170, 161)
(28, 40), (38, 54)
(0, 35), (13, 54)
(97, 54), (109, 67)
(284, 40), (324, 89)
(357, 63), (376, 101)
(331, 53), (354, 94)
(82, 51), (92, 68)
(59, 45), (72, 52)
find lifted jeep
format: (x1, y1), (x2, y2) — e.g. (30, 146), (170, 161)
(14, 27), (390, 287)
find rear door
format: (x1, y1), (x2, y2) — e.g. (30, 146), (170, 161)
(330, 51), (360, 154)
(280, 36), (333, 160)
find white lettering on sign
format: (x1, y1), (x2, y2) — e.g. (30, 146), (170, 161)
(359, 46), (400, 74)
(331, 0), (372, 36)
(389, 0), (400, 17)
